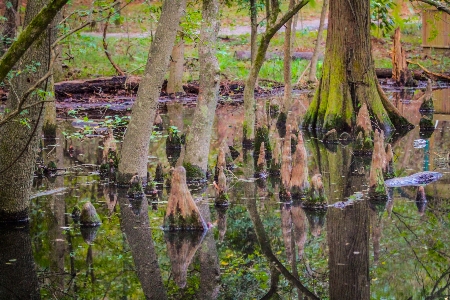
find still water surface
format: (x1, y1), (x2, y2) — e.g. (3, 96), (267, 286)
(2, 90), (450, 299)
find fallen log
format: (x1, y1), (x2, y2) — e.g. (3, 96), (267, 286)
(55, 76), (141, 97)
(234, 50), (322, 61)
(54, 77), (248, 99)
(49, 67), (447, 100)
(375, 68), (428, 81)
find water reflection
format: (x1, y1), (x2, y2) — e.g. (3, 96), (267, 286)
(118, 189), (167, 299)
(0, 225), (40, 299)
(15, 89), (450, 298)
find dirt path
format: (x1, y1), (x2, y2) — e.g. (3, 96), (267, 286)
(82, 19), (327, 39)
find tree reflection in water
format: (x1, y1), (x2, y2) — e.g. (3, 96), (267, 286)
(118, 189), (167, 299)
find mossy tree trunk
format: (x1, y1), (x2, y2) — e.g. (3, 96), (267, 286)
(303, 0), (411, 134)
(0, 0), (66, 223)
(242, 0), (310, 143)
(118, 0), (186, 184)
(183, 0), (220, 181)
(308, 0), (328, 82)
(0, 0), (69, 84)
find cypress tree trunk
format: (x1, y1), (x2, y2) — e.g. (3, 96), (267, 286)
(303, 0), (411, 134)
(0, 0), (58, 223)
(183, 0), (220, 180)
(118, 0), (186, 184)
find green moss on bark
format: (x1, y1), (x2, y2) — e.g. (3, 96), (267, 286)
(183, 162), (206, 182)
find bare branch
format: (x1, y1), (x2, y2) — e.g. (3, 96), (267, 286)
(102, 11), (125, 76)
(413, 0), (450, 15)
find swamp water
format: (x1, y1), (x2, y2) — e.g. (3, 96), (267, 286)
(2, 90), (450, 299)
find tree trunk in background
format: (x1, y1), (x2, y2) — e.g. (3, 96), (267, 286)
(282, 0), (295, 115)
(0, 0), (19, 55)
(0, 0), (58, 223)
(167, 39), (185, 95)
(250, 0), (257, 64)
(303, 0), (411, 134)
(242, 0), (309, 143)
(43, 11), (62, 138)
(183, 0), (220, 181)
(118, 0), (186, 184)
(308, 0), (327, 82)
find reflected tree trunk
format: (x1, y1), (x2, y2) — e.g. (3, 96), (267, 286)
(118, 189), (167, 299)
(0, 225), (40, 299)
(291, 203), (308, 260)
(328, 200), (370, 300)
(197, 201), (220, 300)
(246, 196), (319, 299)
(281, 203), (293, 262)
(308, 138), (370, 299)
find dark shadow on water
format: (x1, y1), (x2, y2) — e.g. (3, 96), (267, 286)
(0, 225), (40, 299)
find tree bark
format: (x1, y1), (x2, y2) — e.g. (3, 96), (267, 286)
(167, 39), (186, 95)
(250, 0), (258, 64)
(183, 0), (220, 180)
(43, 11), (63, 138)
(0, 0), (64, 222)
(308, 0), (328, 82)
(118, 0), (186, 184)
(303, 0), (411, 134)
(0, 0), (69, 84)
(242, 0), (310, 143)
(282, 0), (295, 113)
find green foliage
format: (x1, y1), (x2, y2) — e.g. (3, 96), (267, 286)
(370, 0), (396, 37)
